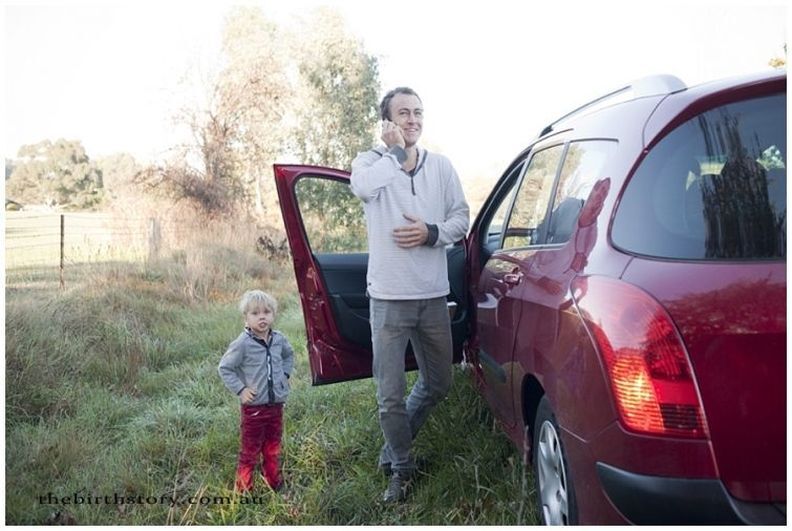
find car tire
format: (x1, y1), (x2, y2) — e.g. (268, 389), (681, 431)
(533, 396), (578, 525)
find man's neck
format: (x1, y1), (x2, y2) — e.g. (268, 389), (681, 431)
(402, 145), (419, 172)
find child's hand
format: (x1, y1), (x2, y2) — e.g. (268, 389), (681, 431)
(240, 387), (256, 404)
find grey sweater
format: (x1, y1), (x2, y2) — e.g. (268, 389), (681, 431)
(350, 146), (469, 300)
(218, 329), (294, 405)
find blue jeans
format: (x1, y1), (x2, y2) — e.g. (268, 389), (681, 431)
(369, 297), (453, 473)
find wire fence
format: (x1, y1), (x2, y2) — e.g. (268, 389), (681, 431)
(5, 212), (177, 287)
(6, 210), (292, 292)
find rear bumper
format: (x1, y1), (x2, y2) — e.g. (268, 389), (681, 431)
(597, 462), (786, 525)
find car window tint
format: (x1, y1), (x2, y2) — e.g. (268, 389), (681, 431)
(294, 177), (367, 253)
(502, 145), (564, 249)
(546, 140), (617, 244)
(613, 93), (786, 260)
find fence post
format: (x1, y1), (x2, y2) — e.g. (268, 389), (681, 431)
(59, 214), (65, 289)
(148, 218), (161, 263)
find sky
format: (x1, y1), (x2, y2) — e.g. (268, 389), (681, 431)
(3, 0), (788, 184)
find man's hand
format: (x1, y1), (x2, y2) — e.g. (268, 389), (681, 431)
(393, 213), (429, 248)
(239, 387), (256, 404)
(381, 120), (405, 149)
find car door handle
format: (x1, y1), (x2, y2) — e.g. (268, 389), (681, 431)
(503, 272), (523, 285)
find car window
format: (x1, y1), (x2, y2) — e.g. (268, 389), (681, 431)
(502, 145), (564, 249)
(294, 177), (367, 253)
(487, 183), (517, 239)
(545, 140), (617, 244)
(613, 93), (786, 260)
(480, 160), (524, 251)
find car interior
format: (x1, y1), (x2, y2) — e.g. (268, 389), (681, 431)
(295, 174), (470, 359)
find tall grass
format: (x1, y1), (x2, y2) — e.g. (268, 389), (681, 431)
(5, 222), (538, 525)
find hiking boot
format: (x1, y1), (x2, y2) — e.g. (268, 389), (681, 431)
(382, 471), (410, 503)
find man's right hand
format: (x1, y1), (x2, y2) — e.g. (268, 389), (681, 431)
(240, 387), (256, 404)
(381, 120), (406, 149)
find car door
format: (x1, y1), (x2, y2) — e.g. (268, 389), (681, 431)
(274, 164), (468, 385)
(471, 144), (566, 426)
(470, 139), (617, 433)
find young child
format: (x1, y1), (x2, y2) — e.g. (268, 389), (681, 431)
(218, 290), (294, 492)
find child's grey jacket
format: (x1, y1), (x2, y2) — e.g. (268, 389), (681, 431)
(218, 328), (295, 405)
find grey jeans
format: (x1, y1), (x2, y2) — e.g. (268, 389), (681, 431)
(369, 297), (453, 473)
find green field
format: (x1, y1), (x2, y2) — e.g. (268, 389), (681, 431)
(5, 222), (539, 525)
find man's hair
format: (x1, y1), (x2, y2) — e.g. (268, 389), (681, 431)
(239, 290), (278, 315)
(380, 86), (422, 121)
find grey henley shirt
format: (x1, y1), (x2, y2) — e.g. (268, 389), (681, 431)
(350, 146), (470, 300)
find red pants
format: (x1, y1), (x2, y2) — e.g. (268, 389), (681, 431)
(235, 403), (283, 492)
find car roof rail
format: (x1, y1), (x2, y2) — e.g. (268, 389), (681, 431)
(539, 74), (687, 137)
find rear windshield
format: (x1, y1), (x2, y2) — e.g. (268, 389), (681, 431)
(612, 93), (786, 260)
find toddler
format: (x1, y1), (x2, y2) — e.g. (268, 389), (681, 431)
(219, 290), (294, 492)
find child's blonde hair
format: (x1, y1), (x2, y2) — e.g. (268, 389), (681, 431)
(239, 290), (278, 315)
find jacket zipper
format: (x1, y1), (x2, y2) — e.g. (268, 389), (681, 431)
(264, 336), (275, 403)
(250, 332), (276, 403)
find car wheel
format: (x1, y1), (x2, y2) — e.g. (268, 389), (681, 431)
(533, 396), (577, 525)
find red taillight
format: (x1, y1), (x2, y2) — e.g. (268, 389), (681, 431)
(573, 276), (709, 439)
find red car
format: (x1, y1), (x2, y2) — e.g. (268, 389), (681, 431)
(274, 69), (786, 524)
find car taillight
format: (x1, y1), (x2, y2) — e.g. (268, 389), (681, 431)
(572, 276), (709, 439)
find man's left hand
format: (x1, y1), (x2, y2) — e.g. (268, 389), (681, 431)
(393, 214), (429, 248)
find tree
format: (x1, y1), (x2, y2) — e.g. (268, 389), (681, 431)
(217, 6), (293, 217)
(140, 91), (248, 216)
(6, 139), (103, 209)
(144, 6), (381, 223)
(283, 8), (381, 248)
(96, 153), (141, 200)
(289, 7), (381, 170)
(142, 6), (292, 218)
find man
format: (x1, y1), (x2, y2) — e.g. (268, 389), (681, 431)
(350, 87), (470, 503)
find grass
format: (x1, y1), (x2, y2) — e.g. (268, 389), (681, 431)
(5, 228), (539, 525)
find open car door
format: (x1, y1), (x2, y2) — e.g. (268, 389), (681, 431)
(274, 164), (468, 385)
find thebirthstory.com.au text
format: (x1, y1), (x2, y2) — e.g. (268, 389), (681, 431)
(39, 491), (268, 508)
